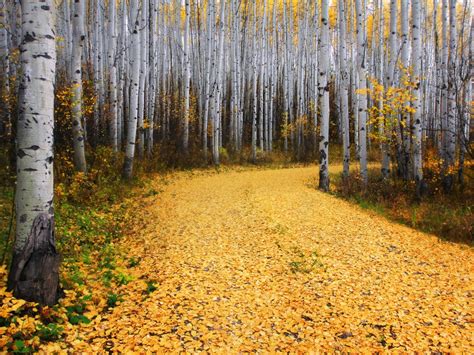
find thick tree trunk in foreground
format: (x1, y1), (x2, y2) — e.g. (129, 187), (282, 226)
(8, 214), (61, 306)
(8, 0), (61, 306)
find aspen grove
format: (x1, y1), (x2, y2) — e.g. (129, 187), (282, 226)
(1, 0), (471, 186)
(0, 0), (473, 352)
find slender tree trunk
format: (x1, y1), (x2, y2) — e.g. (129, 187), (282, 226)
(412, 0), (425, 197)
(137, 0), (148, 159)
(338, 0), (350, 178)
(355, 0), (368, 185)
(183, 0), (191, 153)
(122, 0), (141, 179)
(251, 0), (257, 163)
(400, 0), (411, 180)
(108, 0), (118, 152)
(318, 0), (330, 191)
(71, 0), (87, 172)
(444, 0), (457, 192)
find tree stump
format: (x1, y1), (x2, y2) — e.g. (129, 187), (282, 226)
(7, 213), (62, 306)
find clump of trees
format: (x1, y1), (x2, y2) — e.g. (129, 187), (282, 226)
(0, 0), (471, 304)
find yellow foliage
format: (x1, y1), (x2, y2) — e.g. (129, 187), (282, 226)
(1, 168), (473, 352)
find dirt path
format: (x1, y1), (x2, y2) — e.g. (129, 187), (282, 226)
(80, 167), (473, 352)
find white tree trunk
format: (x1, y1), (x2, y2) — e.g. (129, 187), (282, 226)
(15, 0), (56, 250)
(0, 0), (10, 138)
(108, 0), (118, 152)
(400, 0), (411, 179)
(338, 0), (350, 178)
(123, 0), (141, 179)
(412, 0), (424, 195)
(355, 0), (368, 185)
(318, 0), (330, 190)
(183, 0), (191, 153)
(444, 0), (457, 191)
(71, 0), (87, 172)
(137, 0), (148, 158)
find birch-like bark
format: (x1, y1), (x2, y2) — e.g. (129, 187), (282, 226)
(355, 0), (368, 185)
(147, 0), (158, 156)
(202, 0), (214, 160)
(183, 0), (190, 153)
(71, 0), (87, 172)
(122, 0), (141, 179)
(137, 0), (148, 158)
(400, 0), (411, 180)
(387, 0), (398, 87)
(15, 0), (56, 250)
(318, 0), (330, 191)
(251, 0), (257, 162)
(412, 0), (425, 195)
(0, 0), (10, 138)
(259, 0), (267, 152)
(108, 0), (118, 152)
(444, 0), (457, 191)
(338, 0), (350, 178)
(379, 0), (390, 178)
(441, 0), (448, 162)
(212, 0), (225, 164)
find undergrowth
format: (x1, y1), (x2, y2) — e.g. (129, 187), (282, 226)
(0, 146), (156, 352)
(0, 142), (471, 351)
(330, 165), (473, 245)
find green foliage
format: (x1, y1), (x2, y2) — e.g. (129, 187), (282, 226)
(36, 323), (64, 342)
(99, 245), (117, 270)
(145, 281), (157, 294)
(66, 302), (91, 325)
(101, 269), (115, 287)
(106, 293), (122, 308)
(289, 248), (324, 274)
(115, 272), (133, 286)
(11, 339), (34, 354)
(219, 147), (229, 162)
(65, 263), (85, 286)
(128, 257), (140, 267)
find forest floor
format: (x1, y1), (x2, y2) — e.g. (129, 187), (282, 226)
(43, 165), (472, 352)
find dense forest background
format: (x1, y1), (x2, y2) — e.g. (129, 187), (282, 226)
(1, 0), (472, 181)
(0, 0), (472, 351)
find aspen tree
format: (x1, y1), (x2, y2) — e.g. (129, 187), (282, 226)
(338, 0), (350, 178)
(0, 0), (10, 138)
(183, 0), (191, 153)
(123, 0), (141, 179)
(137, 0), (148, 158)
(400, 0), (410, 180)
(71, 0), (87, 172)
(10, 0), (60, 305)
(412, 0), (425, 196)
(318, 0), (330, 191)
(108, 0), (118, 152)
(444, 0), (457, 191)
(355, 0), (368, 185)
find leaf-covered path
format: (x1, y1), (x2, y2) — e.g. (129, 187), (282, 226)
(81, 167), (473, 352)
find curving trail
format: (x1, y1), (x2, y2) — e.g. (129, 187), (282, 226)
(79, 167), (473, 352)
